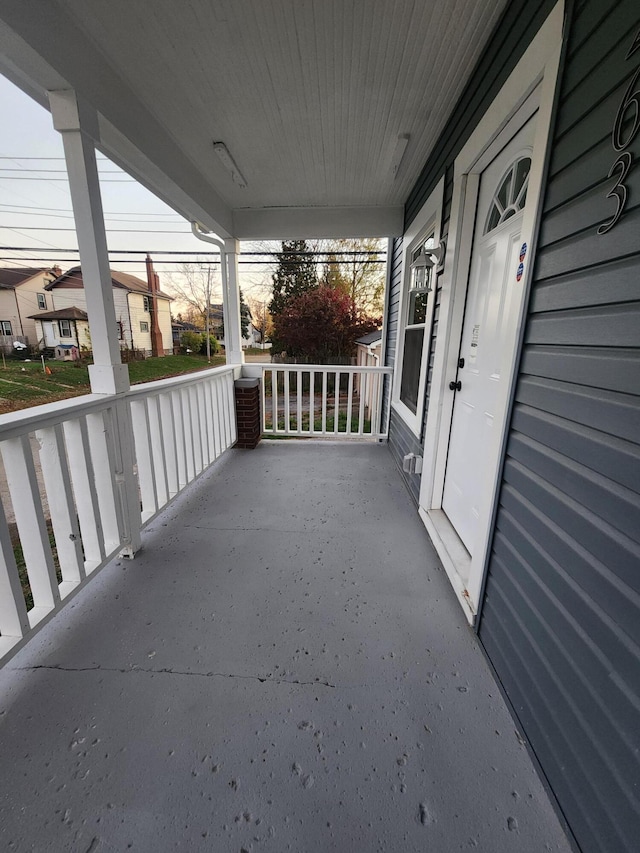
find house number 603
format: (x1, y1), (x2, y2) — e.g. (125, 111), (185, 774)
(598, 29), (640, 235)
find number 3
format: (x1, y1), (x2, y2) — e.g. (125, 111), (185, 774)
(598, 152), (633, 235)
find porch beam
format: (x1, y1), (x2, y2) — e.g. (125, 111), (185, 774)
(49, 89), (129, 395)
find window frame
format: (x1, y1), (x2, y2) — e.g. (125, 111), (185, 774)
(140, 320), (149, 333)
(391, 178), (444, 437)
(37, 293), (47, 310)
(0, 320), (12, 336)
(143, 295), (151, 312)
(58, 319), (72, 338)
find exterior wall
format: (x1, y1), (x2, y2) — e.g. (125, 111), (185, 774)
(14, 272), (52, 345)
(50, 286), (172, 355)
(157, 298), (173, 354)
(478, 3), (640, 852)
(0, 288), (22, 347)
(386, 0), (556, 496)
(128, 292), (152, 352)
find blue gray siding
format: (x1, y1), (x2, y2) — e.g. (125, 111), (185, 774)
(479, 2), (640, 852)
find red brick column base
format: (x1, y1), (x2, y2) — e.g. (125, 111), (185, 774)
(234, 378), (262, 449)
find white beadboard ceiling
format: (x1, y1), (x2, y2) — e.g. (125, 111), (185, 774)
(0, 0), (509, 238)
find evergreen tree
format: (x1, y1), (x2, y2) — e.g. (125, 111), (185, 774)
(269, 240), (318, 316)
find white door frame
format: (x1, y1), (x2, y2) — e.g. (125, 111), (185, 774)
(417, 1), (565, 623)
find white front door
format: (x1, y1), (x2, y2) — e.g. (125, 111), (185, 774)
(441, 119), (535, 554)
(42, 321), (58, 347)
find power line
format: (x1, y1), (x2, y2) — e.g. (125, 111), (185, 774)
(0, 246), (386, 257)
(0, 202), (180, 216)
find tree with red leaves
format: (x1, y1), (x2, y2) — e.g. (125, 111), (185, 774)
(273, 285), (379, 363)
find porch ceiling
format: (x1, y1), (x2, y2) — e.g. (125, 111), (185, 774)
(0, 0), (509, 238)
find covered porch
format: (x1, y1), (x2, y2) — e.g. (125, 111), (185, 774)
(0, 440), (571, 852)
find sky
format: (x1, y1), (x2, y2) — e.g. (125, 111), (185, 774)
(0, 74), (275, 313)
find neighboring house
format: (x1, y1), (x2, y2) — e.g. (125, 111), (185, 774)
(45, 267), (173, 355)
(27, 307), (89, 358)
(171, 319), (200, 350)
(355, 330), (383, 414)
(0, 266), (61, 350)
(355, 330), (382, 368)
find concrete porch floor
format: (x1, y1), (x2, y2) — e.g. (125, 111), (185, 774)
(0, 442), (573, 853)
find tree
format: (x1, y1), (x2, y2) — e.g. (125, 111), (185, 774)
(217, 288), (251, 341)
(246, 296), (273, 346)
(166, 262), (219, 327)
(319, 238), (385, 314)
(274, 285), (378, 363)
(268, 240), (318, 317)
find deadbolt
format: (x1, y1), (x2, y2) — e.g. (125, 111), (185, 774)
(449, 380), (462, 392)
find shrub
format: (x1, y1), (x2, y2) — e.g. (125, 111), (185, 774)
(181, 330), (203, 353)
(200, 334), (219, 355)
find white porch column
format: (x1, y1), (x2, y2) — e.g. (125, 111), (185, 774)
(49, 90), (129, 395)
(222, 238), (244, 365)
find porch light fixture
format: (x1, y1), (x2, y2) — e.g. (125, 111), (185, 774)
(409, 242), (443, 291)
(213, 141), (247, 188)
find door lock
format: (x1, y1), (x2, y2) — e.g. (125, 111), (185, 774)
(449, 380), (462, 392)
(458, 357), (465, 368)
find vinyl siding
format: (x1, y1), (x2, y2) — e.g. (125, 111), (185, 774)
(479, 3), (640, 853)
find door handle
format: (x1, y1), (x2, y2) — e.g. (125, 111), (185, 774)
(449, 380), (462, 391)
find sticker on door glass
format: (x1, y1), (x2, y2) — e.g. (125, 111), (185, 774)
(516, 262), (524, 282)
(519, 242), (527, 262)
(469, 324), (480, 363)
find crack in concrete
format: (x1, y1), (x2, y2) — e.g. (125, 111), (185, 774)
(15, 663), (336, 688)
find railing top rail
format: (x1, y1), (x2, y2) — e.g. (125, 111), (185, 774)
(0, 364), (237, 440)
(126, 364), (235, 396)
(261, 364), (392, 374)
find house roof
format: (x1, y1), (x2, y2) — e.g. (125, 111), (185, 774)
(46, 267), (172, 300)
(356, 330), (383, 346)
(0, 267), (52, 289)
(28, 307), (89, 321)
(0, 1), (509, 240)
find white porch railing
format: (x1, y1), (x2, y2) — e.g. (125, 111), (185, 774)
(0, 365), (237, 665)
(260, 365), (392, 439)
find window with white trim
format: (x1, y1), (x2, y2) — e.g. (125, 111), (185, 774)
(392, 178), (444, 435)
(399, 234), (436, 415)
(37, 293), (47, 310)
(0, 320), (12, 336)
(59, 319), (72, 337)
(140, 321), (149, 332)
(143, 296), (151, 312)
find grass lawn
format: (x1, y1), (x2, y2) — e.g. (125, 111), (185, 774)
(0, 353), (226, 414)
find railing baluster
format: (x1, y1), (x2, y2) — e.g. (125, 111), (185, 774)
(346, 373), (354, 435)
(196, 383), (209, 465)
(284, 370), (290, 434)
(181, 387), (196, 481)
(130, 399), (158, 523)
(0, 499), (29, 648)
(63, 417), (107, 571)
(159, 392), (179, 498)
(212, 377), (223, 454)
(309, 371), (315, 435)
(357, 371), (366, 436)
(172, 390), (188, 489)
(36, 425), (85, 588)
(203, 380), (215, 463)
(334, 371), (340, 434)
(321, 371), (327, 434)
(226, 372), (237, 446)
(261, 371), (269, 434)
(86, 410), (123, 555)
(296, 370), (302, 435)
(1, 434), (60, 618)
